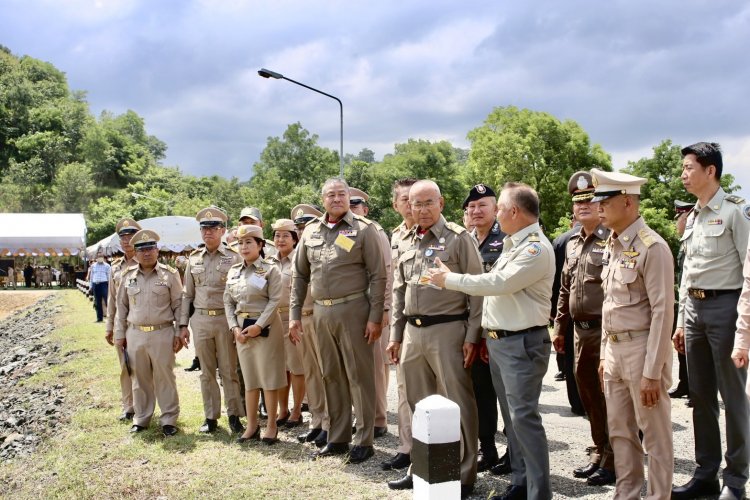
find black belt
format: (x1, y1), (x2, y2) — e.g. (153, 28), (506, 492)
(487, 325), (547, 339)
(406, 313), (468, 328)
(687, 288), (741, 300)
(574, 319), (601, 330)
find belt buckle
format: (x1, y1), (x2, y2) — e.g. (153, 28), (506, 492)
(697, 289), (706, 299)
(488, 331), (498, 340)
(579, 321), (590, 330)
(207, 310), (217, 316)
(142, 326), (155, 332)
(609, 334), (618, 343)
(415, 318), (422, 326)
(322, 299), (333, 306)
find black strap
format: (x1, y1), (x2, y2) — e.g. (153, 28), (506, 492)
(406, 313), (469, 328)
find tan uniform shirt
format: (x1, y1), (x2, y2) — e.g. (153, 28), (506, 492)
(106, 255), (137, 332)
(554, 225), (610, 336)
(600, 217), (674, 379)
(179, 244), (241, 325)
(735, 241), (750, 351)
(114, 263), (182, 340)
(273, 251), (314, 314)
(678, 188), (750, 326)
(375, 223), (393, 310)
(224, 257), (282, 330)
(290, 210), (386, 323)
(391, 215), (484, 343)
(444, 222), (553, 334)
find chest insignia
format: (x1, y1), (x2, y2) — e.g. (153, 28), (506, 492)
(706, 218), (723, 225)
(489, 241), (502, 247)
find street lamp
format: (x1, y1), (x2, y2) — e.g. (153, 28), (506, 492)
(258, 68), (344, 177)
(131, 192), (172, 215)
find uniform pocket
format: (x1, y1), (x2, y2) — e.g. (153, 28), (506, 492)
(612, 267), (641, 304)
(698, 226), (726, 257)
(304, 239), (325, 262)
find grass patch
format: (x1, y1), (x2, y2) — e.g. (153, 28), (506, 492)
(1, 291), (402, 499)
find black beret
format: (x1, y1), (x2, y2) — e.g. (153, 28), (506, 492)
(462, 184), (496, 209)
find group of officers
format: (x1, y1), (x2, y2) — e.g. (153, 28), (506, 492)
(102, 140), (750, 500)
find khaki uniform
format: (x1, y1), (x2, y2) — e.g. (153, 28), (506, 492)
(291, 211), (386, 446)
(107, 256), (137, 415)
(390, 221), (414, 455)
(601, 217), (674, 499)
(180, 245), (243, 420)
(373, 223), (392, 429)
(737, 240), (750, 400)
(114, 263), (182, 427)
(224, 257), (285, 390)
(274, 254), (304, 374)
(554, 224), (613, 471)
(392, 215), (483, 486)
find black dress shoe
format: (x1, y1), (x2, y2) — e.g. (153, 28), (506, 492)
(228, 415), (245, 434)
(262, 430), (279, 445)
(300, 403), (309, 413)
(490, 484), (527, 500)
(199, 419), (218, 433)
(346, 445), (374, 464)
(237, 426), (261, 443)
(672, 478), (721, 499)
(490, 453), (512, 476)
(477, 451), (500, 472)
(312, 442), (349, 459)
(129, 424), (146, 433)
(719, 485), (746, 500)
(184, 357), (201, 372)
(276, 410), (290, 426)
(285, 416), (303, 428)
(573, 462), (599, 478)
(381, 452), (411, 470)
(668, 382), (689, 399)
(118, 412), (134, 422)
(298, 428), (322, 443)
(162, 425), (178, 436)
(686, 398), (694, 408)
(461, 484), (474, 498)
(388, 474), (413, 490)
(313, 430), (328, 448)
(554, 371), (565, 381)
(587, 467), (616, 486)
(374, 426), (388, 438)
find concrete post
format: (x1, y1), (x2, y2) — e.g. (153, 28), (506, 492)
(412, 394), (461, 499)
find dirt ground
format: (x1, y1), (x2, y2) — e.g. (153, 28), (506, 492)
(0, 291), (53, 320)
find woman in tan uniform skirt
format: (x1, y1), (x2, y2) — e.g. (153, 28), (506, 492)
(224, 225), (285, 445)
(270, 219), (306, 427)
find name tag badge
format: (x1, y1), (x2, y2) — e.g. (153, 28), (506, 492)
(591, 247), (605, 254)
(339, 229), (358, 237)
(706, 218), (723, 225)
(418, 272), (441, 289)
(428, 244), (445, 251)
(334, 234), (355, 252)
(249, 274), (267, 289)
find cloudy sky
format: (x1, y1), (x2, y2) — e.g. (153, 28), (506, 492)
(3, 0), (749, 197)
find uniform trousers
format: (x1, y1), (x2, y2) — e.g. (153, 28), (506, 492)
(313, 295), (374, 445)
(126, 326), (180, 427)
(191, 313), (243, 419)
(116, 345), (134, 414)
(373, 323), (389, 427)
(685, 292), (749, 488)
(573, 324), (613, 470)
(401, 320), (478, 486)
(472, 357), (499, 455)
(395, 361), (413, 454)
(603, 335), (672, 500)
(487, 327), (551, 500)
(301, 314), (329, 431)
(92, 281), (108, 321)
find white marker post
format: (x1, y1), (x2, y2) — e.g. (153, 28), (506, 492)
(412, 394), (461, 499)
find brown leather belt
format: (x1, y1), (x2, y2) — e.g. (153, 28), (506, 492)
(406, 313), (468, 328)
(687, 288), (740, 300)
(131, 322), (173, 332)
(196, 308), (224, 316)
(487, 325), (547, 339)
(314, 291), (366, 307)
(605, 330), (649, 343)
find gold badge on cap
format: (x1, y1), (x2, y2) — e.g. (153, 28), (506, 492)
(123, 220), (130, 227)
(296, 208), (304, 218)
(576, 176), (588, 190)
(140, 233), (150, 242)
(205, 210), (213, 219)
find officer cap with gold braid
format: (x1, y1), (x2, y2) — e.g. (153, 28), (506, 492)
(196, 206), (228, 227)
(591, 168), (647, 202)
(291, 204), (323, 225)
(568, 171), (596, 202)
(116, 218), (141, 235)
(131, 229), (160, 250)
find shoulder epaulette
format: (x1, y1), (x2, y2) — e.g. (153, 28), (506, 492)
(156, 263), (177, 273)
(638, 228), (656, 248)
(189, 247), (204, 256)
(352, 214), (373, 225)
(112, 256), (124, 266)
(528, 232), (541, 242)
(124, 264), (139, 275)
(445, 221), (466, 235)
(725, 194), (746, 204)
(225, 245), (239, 254)
(229, 262), (243, 269)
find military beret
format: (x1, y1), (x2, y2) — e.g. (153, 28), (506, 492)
(271, 218), (296, 233)
(239, 207), (262, 222)
(131, 229), (160, 250)
(116, 218), (141, 235)
(568, 171), (595, 202)
(236, 224), (264, 240)
(591, 169), (647, 202)
(462, 184), (496, 209)
(196, 207), (227, 226)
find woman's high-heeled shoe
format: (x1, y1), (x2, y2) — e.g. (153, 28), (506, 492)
(237, 425), (260, 443)
(276, 410), (290, 426)
(262, 429), (279, 445)
(285, 416), (303, 428)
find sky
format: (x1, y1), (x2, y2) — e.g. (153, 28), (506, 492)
(2, 0), (749, 199)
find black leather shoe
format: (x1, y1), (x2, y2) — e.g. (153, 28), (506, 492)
(587, 467), (616, 486)
(285, 416), (303, 428)
(490, 453), (512, 476)
(313, 430), (328, 448)
(461, 484), (474, 498)
(118, 412), (134, 422)
(311, 442), (349, 459)
(672, 478), (721, 499)
(129, 424), (146, 433)
(718, 485), (746, 500)
(199, 419), (218, 433)
(346, 445), (374, 464)
(276, 410), (290, 426)
(573, 462), (599, 478)
(388, 474), (413, 490)
(162, 425), (178, 437)
(298, 428), (322, 443)
(554, 371), (565, 381)
(490, 484), (527, 500)
(228, 415), (245, 434)
(381, 452), (411, 470)
(262, 430), (279, 445)
(374, 426), (388, 438)
(686, 398), (694, 408)
(237, 425), (260, 443)
(669, 383), (689, 399)
(184, 357), (201, 372)
(477, 451), (500, 472)
(301, 403), (309, 413)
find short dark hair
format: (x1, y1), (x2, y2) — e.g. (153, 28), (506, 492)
(392, 177), (419, 201)
(681, 142), (723, 180)
(502, 182), (540, 218)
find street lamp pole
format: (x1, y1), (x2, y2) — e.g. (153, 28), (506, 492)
(258, 68), (344, 177)
(131, 192), (172, 215)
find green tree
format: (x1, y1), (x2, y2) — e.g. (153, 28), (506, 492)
(466, 106), (611, 236)
(53, 162), (95, 212)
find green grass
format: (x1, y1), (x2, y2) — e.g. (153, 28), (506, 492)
(0, 291), (400, 499)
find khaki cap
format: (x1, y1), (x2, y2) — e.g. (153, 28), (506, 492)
(591, 168), (647, 202)
(196, 207), (228, 226)
(349, 187), (369, 202)
(239, 207), (262, 222)
(568, 171), (596, 202)
(236, 224), (264, 240)
(271, 218), (296, 233)
(116, 218), (141, 235)
(291, 204), (323, 224)
(131, 229), (160, 250)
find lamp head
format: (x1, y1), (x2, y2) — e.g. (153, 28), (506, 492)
(258, 68), (283, 79)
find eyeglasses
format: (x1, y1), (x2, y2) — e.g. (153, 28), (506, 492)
(410, 200), (437, 211)
(200, 225), (223, 232)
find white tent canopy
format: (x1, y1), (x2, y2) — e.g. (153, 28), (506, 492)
(87, 215), (203, 258)
(0, 213), (87, 257)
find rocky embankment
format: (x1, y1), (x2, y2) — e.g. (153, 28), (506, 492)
(0, 296), (73, 460)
